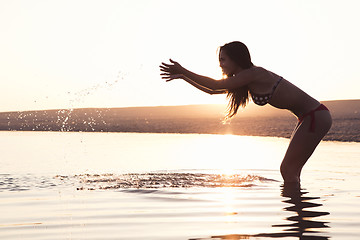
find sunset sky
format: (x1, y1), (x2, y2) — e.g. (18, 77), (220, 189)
(1, 0), (359, 112)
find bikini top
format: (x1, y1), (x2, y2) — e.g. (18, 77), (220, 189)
(250, 77), (283, 106)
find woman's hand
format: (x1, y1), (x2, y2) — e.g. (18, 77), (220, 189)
(160, 59), (185, 82)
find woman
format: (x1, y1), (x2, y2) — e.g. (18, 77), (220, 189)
(160, 41), (332, 183)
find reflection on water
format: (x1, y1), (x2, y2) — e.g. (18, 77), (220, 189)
(194, 184), (330, 240)
(256, 183), (330, 239)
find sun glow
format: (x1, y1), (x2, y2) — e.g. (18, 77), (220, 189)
(1, 1), (359, 112)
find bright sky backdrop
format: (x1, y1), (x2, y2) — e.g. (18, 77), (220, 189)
(1, 0), (359, 112)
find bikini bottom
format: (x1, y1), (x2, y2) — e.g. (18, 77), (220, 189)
(298, 104), (329, 132)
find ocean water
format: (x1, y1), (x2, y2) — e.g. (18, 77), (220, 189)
(0, 131), (359, 239)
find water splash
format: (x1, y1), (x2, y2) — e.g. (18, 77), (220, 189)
(4, 72), (122, 132)
(68, 73), (123, 105)
(58, 73), (122, 131)
(55, 173), (278, 191)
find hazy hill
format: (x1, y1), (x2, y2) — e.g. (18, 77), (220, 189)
(0, 99), (359, 142)
(65, 99), (357, 119)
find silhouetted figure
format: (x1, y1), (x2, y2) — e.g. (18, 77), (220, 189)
(160, 41), (332, 184)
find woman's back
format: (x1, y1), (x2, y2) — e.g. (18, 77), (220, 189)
(269, 78), (320, 118)
(247, 67), (321, 118)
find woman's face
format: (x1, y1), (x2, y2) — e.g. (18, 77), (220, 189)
(219, 50), (241, 76)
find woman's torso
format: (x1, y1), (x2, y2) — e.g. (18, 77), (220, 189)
(247, 67), (321, 118)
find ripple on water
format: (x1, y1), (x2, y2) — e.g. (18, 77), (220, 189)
(0, 174), (58, 192)
(56, 173), (279, 191)
(1, 172), (278, 192)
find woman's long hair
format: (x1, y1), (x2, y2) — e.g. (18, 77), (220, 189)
(220, 41), (254, 120)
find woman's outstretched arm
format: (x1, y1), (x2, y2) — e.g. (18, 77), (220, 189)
(174, 74), (227, 95)
(160, 59), (252, 91)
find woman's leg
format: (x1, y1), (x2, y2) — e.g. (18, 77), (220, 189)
(280, 110), (332, 183)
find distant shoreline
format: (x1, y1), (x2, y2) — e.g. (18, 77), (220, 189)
(0, 116), (359, 143)
(0, 100), (359, 142)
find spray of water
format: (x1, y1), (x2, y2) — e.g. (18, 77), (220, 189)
(56, 71), (125, 132)
(9, 70), (125, 132)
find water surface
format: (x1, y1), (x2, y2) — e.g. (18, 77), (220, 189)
(0, 132), (359, 239)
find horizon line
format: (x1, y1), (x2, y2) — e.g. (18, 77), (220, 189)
(0, 98), (359, 114)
